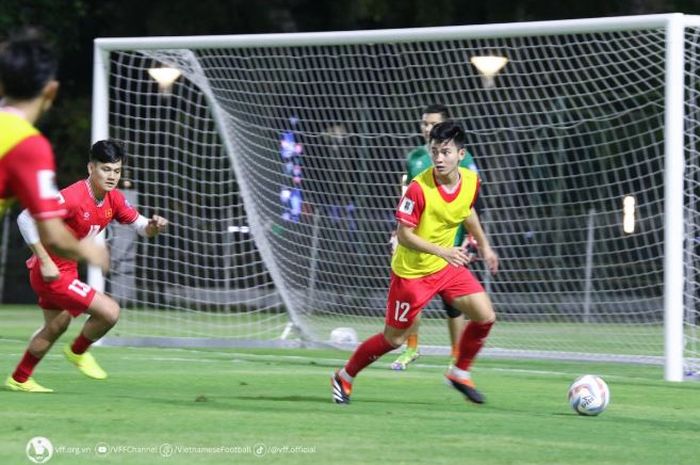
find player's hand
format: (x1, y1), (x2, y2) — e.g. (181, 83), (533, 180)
(480, 245), (499, 275)
(461, 236), (479, 265)
(80, 239), (110, 274)
(39, 259), (60, 282)
(146, 215), (168, 237)
(442, 246), (472, 267)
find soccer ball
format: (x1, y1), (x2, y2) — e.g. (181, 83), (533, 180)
(568, 375), (610, 416)
(329, 327), (358, 345)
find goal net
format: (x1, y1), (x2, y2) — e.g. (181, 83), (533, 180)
(94, 14), (700, 379)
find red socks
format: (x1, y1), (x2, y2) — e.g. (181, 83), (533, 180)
(11, 331), (97, 383)
(342, 322), (492, 379)
(455, 320), (494, 371)
(71, 332), (95, 355)
(12, 351), (41, 383)
(344, 333), (396, 377)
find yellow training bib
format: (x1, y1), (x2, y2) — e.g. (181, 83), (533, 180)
(391, 167), (479, 278)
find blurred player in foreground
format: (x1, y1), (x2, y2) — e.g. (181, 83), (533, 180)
(0, 29), (108, 270)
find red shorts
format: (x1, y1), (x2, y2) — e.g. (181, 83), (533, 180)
(385, 265), (484, 329)
(29, 265), (96, 317)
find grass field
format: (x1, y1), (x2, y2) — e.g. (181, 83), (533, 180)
(1, 305), (699, 465)
(82, 305), (667, 357)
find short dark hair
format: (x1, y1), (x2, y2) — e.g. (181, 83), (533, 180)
(90, 140), (126, 164)
(429, 121), (467, 150)
(0, 29), (57, 100)
(422, 104), (449, 120)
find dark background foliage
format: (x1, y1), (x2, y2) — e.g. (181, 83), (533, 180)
(1, 0), (698, 303)
(1, 0), (697, 183)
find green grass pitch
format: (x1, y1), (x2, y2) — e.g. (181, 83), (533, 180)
(1, 305), (699, 465)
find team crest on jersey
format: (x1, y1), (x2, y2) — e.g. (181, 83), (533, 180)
(399, 197), (414, 214)
(105, 208), (113, 218)
(83, 211), (90, 219)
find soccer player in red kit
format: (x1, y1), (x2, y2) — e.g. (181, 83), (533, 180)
(5, 140), (168, 393)
(332, 121), (499, 405)
(0, 30), (108, 269)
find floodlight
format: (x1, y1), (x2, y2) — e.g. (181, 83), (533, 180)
(147, 67), (181, 94)
(470, 55), (508, 88)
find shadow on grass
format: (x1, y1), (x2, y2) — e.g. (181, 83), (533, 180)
(232, 395), (437, 406)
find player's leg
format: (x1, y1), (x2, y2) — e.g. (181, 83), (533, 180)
(333, 271), (432, 404)
(451, 292), (495, 363)
(5, 309), (71, 393)
(443, 300), (465, 360)
(332, 322), (415, 404)
(390, 321), (420, 371)
(64, 292), (120, 380)
(439, 267), (494, 404)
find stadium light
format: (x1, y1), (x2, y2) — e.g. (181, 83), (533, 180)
(623, 195), (636, 234)
(470, 55), (508, 89)
(147, 67), (181, 94)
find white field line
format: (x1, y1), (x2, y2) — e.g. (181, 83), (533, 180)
(0, 341), (654, 382)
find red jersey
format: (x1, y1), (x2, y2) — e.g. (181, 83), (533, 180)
(0, 110), (66, 219)
(37, 179), (139, 271)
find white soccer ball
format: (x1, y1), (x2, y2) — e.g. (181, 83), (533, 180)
(329, 327), (358, 345)
(568, 375), (610, 416)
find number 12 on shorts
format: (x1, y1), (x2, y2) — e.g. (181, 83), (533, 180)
(394, 301), (410, 322)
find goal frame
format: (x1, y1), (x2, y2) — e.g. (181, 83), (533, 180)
(91, 13), (700, 382)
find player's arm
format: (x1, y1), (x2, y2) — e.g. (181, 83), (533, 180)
(113, 189), (168, 238)
(9, 137), (109, 271)
(396, 223), (471, 267)
(17, 209), (60, 281)
(127, 214), (169, 238)
(30, 217), (109, 273)
(463, 209), (498, 274)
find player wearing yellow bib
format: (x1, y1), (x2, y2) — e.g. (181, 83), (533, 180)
(332, 121), (498, 405)
(0, 30), (108, 274)
(391, 104), (480, 370)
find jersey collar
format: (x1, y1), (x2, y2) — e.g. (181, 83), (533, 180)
(432, 170), (462, 202)
(84, 179), (106, 207)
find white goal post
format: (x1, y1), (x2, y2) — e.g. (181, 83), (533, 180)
(91, 13), (700, 381)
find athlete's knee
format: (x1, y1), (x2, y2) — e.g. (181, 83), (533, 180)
(42, 312), (70, 337)
(98, 297), (121, 327)
(105, 302), (120, 327)
(474, 309), (496, 324)
(383, 331), (408, 347)
(51, 315), (71, 335)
